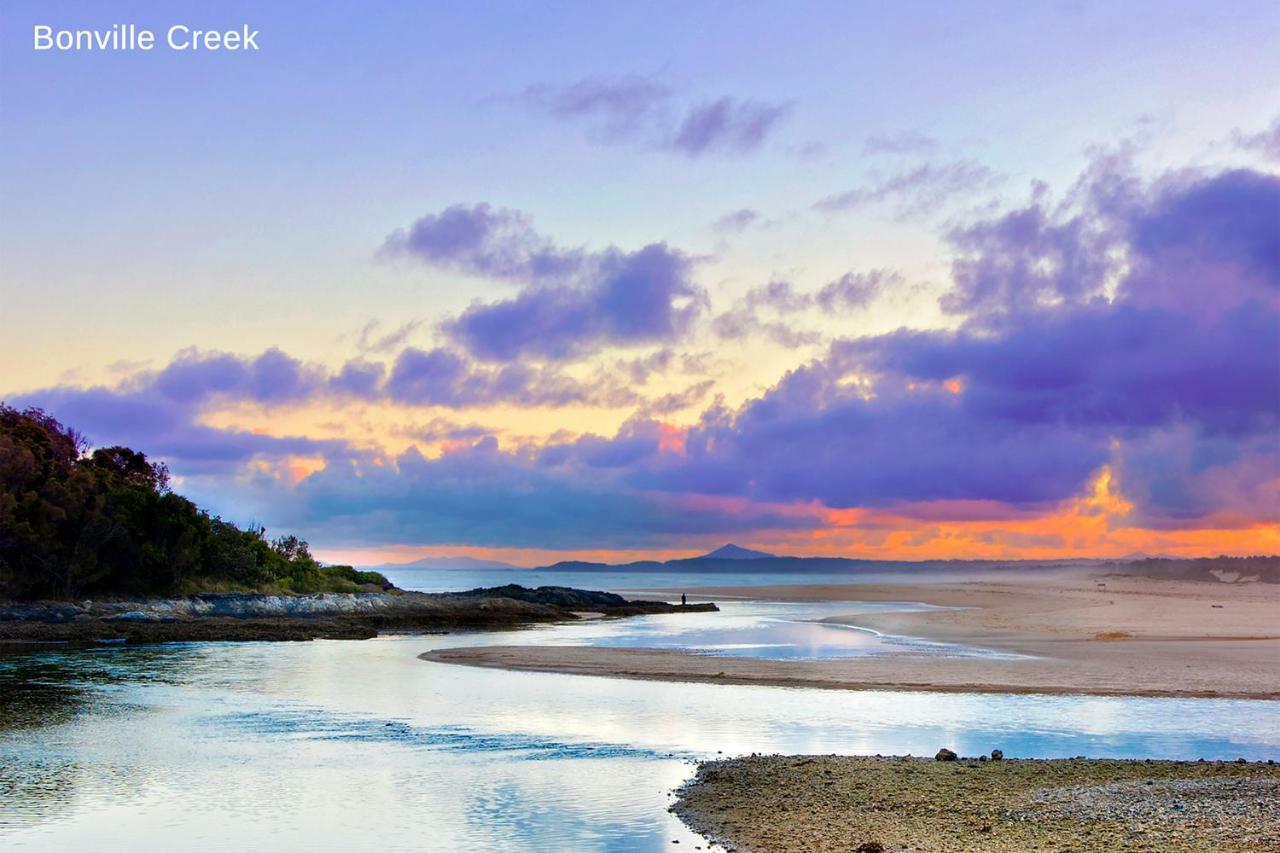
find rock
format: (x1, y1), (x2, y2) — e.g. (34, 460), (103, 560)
(936, 748), (957, 762)
(855, 843), (885, 853)
(104, 610), (158, 622)
(991, 749), (1004, 761)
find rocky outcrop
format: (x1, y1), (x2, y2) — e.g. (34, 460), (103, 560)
(0, 586), (717, 644)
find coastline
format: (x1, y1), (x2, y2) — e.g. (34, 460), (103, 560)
(0, 587), (716, 644)
(422, 574), (1280, 700)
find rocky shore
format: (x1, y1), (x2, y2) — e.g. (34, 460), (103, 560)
(673, 753), (1280, 852)
(0, 585), (716, 644)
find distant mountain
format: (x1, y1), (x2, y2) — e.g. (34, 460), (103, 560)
(370, 555), (521, 571)
(535, 553), (1123, 575)
(698, 543), (777, 560)
(1118, 551), (1178, 561)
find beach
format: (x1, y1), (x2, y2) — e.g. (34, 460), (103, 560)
(423, 573), (1280, 699)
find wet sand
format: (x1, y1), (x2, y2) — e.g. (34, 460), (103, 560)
(422, 575), (1280, 699)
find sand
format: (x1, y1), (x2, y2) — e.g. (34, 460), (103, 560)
(672, 754), (1280, 852)
(422, 574), (1280, 699)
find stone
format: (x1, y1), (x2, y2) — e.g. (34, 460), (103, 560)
(936, 748), (958, 762)
(991, 749), (1004, 761)
(855, 843), (885, 853)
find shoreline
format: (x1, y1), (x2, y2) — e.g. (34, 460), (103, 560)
(422, 574), (1280, 700)
(419, 644), (1280, 700)
(0, 586), (716, 644)
(673, 754), (1280, 852)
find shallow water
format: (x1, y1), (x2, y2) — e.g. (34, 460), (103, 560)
(533, 600), (1027, 660)
(2, 576), (1278, 852)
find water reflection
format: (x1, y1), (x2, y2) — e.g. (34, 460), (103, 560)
(541, 601), (1023, 660)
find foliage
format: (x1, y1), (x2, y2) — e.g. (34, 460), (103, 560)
(0, 405), (391, 600)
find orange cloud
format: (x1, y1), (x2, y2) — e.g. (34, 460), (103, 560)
(759, 466), (1277, 560)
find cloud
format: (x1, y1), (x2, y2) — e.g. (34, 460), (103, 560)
(11, 161), (1275, 554)
(643, 167), (1280, 526)
(446, 242), (706, 361)
(330, 359), (386, 398)
(940, 200), (1115, 321)
(147, 347), (325, 405)
(386, 347), (639, 407)
(813, 160), (997, 219)
(271, 438), (820, 549)
(12, 338), (650, 471)
(670, 98), (792, 156)
(712, 208), (761, 233)
(614, 349), (677, 384)
(1232, 115), (1280, 161)
(380, 203), (582, 280)
(711, 270), (897, 347)
(356, 319), (423, 354)
(862, 131), (937, 156)
(382, 204), (708, 361)
(9, 384), (347, 478)
(521, 76), (671, 140)
(520, 77), (791, 157)
(641, 379), (717, 416)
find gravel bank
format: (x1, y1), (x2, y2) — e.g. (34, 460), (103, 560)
(672, 754), (1280, 852)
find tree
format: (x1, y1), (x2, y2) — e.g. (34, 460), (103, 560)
(0, 405), (389, 599)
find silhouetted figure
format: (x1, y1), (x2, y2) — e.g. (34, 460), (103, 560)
(681, 593), (687, 606)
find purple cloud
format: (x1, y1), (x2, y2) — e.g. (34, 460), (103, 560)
(330, 359), (386, 398)
(712, 271), (896, 347)
(10, 164), (1274, 552)
(630, 167), (1280, 525)
(447, 242), (705, 360)
(712, 208), (761, 233)
(522, 76), (670, 140)
(671, 98), (791, 156)
(386, 347), (637, 407)
(356, 319), (423, 354)
(380, 203), (582, 280)
(271, 437), (818, 550)
(520, 77), (791, 157)
(941, 204), (1114, 322)
(814, 160), (997, 219)
(642, 379), (717, 416)
(9, 385), (346, 478)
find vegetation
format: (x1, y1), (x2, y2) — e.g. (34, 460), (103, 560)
(0, 405), (390, 600)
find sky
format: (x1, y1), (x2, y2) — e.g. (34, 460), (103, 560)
(2, 1), (1278, 566)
